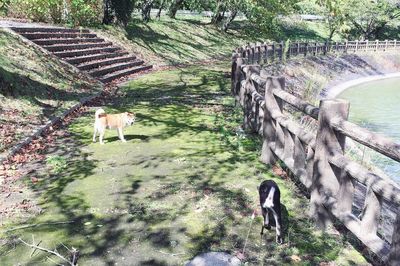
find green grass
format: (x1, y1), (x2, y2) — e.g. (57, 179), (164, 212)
(278, 18), (335, 42)
(0, 28), (102, 153)
(92, 16), (336, 67)
(93, 16), (265, 66)
(0, 64), (367, 265)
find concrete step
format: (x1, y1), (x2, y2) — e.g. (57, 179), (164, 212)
(11, 27), (90, 33)
(33, 37), (105, 45)
(77, 55), (137, 71)
(100, 65), (153, 83)
(88, 60), (144, 77)
(20, 32), (97, 40)
(12, 25), (151, 83)
(54, 47), (121, 58)
(65, 51), (129, 65)
(42, 42), (112, 52)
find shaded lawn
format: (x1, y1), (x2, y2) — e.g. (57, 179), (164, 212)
(94, 16), (264, 66)
(0, 64), (367, 265)
(0, 29), (102, 153)
(93, 16), (337, 68)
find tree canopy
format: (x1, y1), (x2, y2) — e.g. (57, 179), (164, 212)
(1, 0), (400, 40)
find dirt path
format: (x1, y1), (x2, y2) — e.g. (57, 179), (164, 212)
(0, 19), (63, 28)
(0, 64), (369, 265)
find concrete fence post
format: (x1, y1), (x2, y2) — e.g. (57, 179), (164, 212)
(366, 40), (369, 51)
(242, 65), (260, 132)
(260, 77), (285, 164)
(231, 52), (244, 98)
(263, 42), (269, 64)
(385, 39), (388, 51)
(323, 41), (328, 55)
(376, 40), (379, 51)
(304, 42), (308, 56)
(388, 213), (400, 265)
(279, 41), (284, 61)
(310, 99), (350, 229)
(313, 42), (317, 55)
(271, 43), (276, 62)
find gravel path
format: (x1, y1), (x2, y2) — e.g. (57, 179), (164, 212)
(0, 19), (63, 28)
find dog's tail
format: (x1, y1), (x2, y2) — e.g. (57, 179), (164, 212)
(95, 108), (105, 120)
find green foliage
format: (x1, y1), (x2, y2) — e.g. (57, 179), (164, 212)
(0, 0), (10, 16)
(46, 155), (67, 174)
(346, 0), (400, 39)
(6, 0), (102, 26)
(246, 0), (298, 38)
(295, 0), (323, 14)
(297, 0), (400, 40)
(106, 0), (136, 26)
(319, 0), (351, 40)
(69, 0), (103, 26)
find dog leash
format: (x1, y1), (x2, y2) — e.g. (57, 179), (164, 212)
(242, 209), (257, 255)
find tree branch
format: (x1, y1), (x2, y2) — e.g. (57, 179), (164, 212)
(5, 220), (75, 233)
(18, 238), (77, 266)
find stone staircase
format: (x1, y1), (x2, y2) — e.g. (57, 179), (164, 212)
(11, 27), (152, 83)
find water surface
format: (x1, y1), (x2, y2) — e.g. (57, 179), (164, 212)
(337, 77), (400, 182)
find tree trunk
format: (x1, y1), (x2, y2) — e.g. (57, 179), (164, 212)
(211, 1), (224, 24)
(103, 0), (114, 24)
(142, 0), (154, 22)
(222, 10), (237, 32)
(168, 0), (184, 19)
(156, 0), (165, 19)
(328, 28), (335, 41)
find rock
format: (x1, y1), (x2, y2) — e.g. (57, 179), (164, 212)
(186, 252), (241, 266)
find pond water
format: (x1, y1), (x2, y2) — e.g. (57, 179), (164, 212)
(337, 77), (400, 183)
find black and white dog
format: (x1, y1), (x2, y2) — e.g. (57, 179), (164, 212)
(259, 180), (283, 244)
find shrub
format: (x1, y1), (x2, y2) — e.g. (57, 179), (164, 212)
(6, 0), (103, 26)
(69, 0), (103, 26)
(8, 0), (50, 22)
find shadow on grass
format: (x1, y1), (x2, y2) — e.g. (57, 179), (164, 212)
(123, 18), (263, 65)
(104, 134), (150, 143)
(0, 65), (367, 265)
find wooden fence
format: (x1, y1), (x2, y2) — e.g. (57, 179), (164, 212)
(239, 40), (400, 65)
(231, 42), (400, 264)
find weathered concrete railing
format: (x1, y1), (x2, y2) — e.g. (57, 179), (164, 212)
(238, 40), (400, 65)
(232, 45), (400, 264)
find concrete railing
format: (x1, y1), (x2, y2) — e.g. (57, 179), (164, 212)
(237, 40), (400, 65)
(231, 41), (400, 264)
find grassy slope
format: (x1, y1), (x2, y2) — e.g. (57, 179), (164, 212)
(93, 16), (266, 66)
(92, 15), (336, 68)
(0, 28), (102, 153)
(0, 64), (367, 265)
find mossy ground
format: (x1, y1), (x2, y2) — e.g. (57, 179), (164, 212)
(0, 64), (368, 265)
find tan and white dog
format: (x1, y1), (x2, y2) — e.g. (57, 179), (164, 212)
(93, 108), (136, 144)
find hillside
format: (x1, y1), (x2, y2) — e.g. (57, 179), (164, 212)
(0, 28), (102, 156)
(92, 16), (265, 66)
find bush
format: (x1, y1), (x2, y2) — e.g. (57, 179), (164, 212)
(8, 0), (50, 22)
(6, 0), (103, 26)
(0, 0), (10, 16)
(69, 0), (103, 26)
